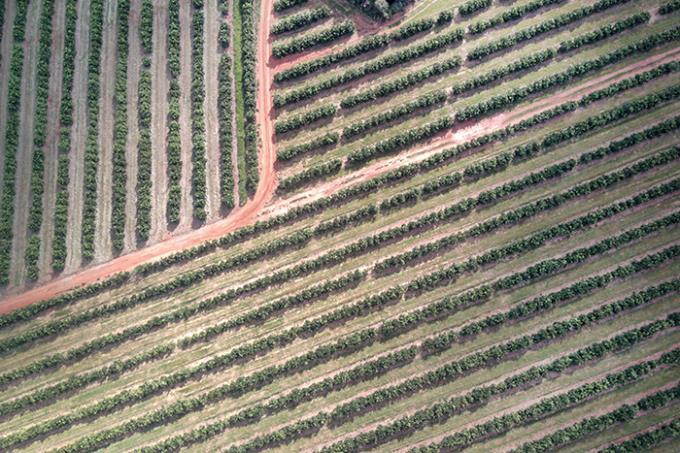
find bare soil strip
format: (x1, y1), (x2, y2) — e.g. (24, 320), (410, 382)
(93, 0), (119, 263)
(149, 0), (168, 243)
(64, 0), (91, 273)
(38, 0), (67, 281)
(0, 7), (669, 311)
(124, 0), (142, 253)
(9, 0), (42, 287)
(229, 0), (240, 208)
(203, 0), (221, 221)
(177, 0), (193, 231)
(0, 0), (16, 191)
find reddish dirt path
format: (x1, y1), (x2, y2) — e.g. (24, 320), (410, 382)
(0, 25), (677, 312)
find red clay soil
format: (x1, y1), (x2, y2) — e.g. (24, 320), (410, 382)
(1, 26), (678, 313)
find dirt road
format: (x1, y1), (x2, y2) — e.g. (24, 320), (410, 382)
(0, 12), (676, 311)
(93, 0), (118, 263)
(0, 0), (16, 192)
(9, 0), (41, 287)
(124, 0), (142, 253)
(38, 0), (67, 281)
(64, 0), (92, 273)
(204, 0), (222, 221)
(177, 0), (194, 231)
(149, 0), (168, 243)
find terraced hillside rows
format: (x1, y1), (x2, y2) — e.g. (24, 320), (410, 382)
(0, 0), (680, 452)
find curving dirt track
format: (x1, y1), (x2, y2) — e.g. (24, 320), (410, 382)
(8, 0), (41, 287)
(0, 12), (678, 311)
(38, 0), (67, 280)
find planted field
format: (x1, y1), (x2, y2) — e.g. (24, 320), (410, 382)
(0, 0), (679, 452)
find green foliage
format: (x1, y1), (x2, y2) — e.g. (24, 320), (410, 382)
(660, 0), (680, 14)
(273, 0), (308, 12)
(111, 0), (131, 251)
(468, 0), (633, 60)
(272, 20), (354, 58)
(277, 132), (339, 161)
(277, 159), (342, 193)
(218, 21), (229, 48)
(136, 71), (152, 242)
(274, 29), (463, 107)
(340, 56), (461, 109)
(166, 0), (181, 223)
(140, 0), (153, 54)
(459, 0), (491, 16)
(81, 0), (105, 261)
(468, 0), (565, 34)
(191, 0), (207, 222)
(599, 419), (680, 452)
(274, 104), (336, 135)
(270, 6), (330, 35)
(238, 0), (259, 195)
(558, 12), (650, 53)
(218, 53), (235, 209)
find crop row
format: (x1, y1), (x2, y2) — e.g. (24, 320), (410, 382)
(600, 419), (680, 452)
(376, 119), (680, 272)
(660, 0), (680, 14)
(144, 292), (676, 452)
(411, 357), (680, 453)
(510, 393), (677, 453)
(558, 11), (650, 53)
(277, 132), (339, 161)
(0, 68), (652, 329)
(273, 0), (308, 12)
(273, 28), (463, 107)
(271, 6), (330, 35)
(332, 332), (680, 453)
(111, 0), (131, 250)
(456, 31), (680, 121)
(275, 104), (336, 135)
(141, 347), (418, 452)
(218, 51), (235, 209)
(140, 0), (152, 53)
(467, 0), (632, 60)
(277, 159), (342, 193)
(51, 0), (78, 272)
(452, 48), (556, 96)
(1, 67), (656, 329)
(31, 239), (674, 452)
(346, 116), (453, 167)
(340, 56), (462, 109)
(166, 0), (181, 223)
(24, 0), (56, 281)
(10, 220), (674, 450)
(0, 0), (29, 284)
(459, 0), (491, 16)
(468, 0), (566, 34)
(335, 284), (679, 426)
(190, 0), (207, 221)
(80, 0), (105, 261)
(136, 71), (152, 239)
(343, 90), (447, 139)
(272, 19), (354, 58)
(238, 0), (259, 195)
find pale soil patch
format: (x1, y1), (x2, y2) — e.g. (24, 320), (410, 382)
(93, 0), (119, 263)
(123, 0), (142, 253)
(0, 0), (16, 191)
(9, 0), (41, 287)
(177, 0), (193, 231)
(64, 0), (91, 273)
(38, 0), (66, 281)
(149, 0), (168, 243)
(203, 0), (221, 221)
